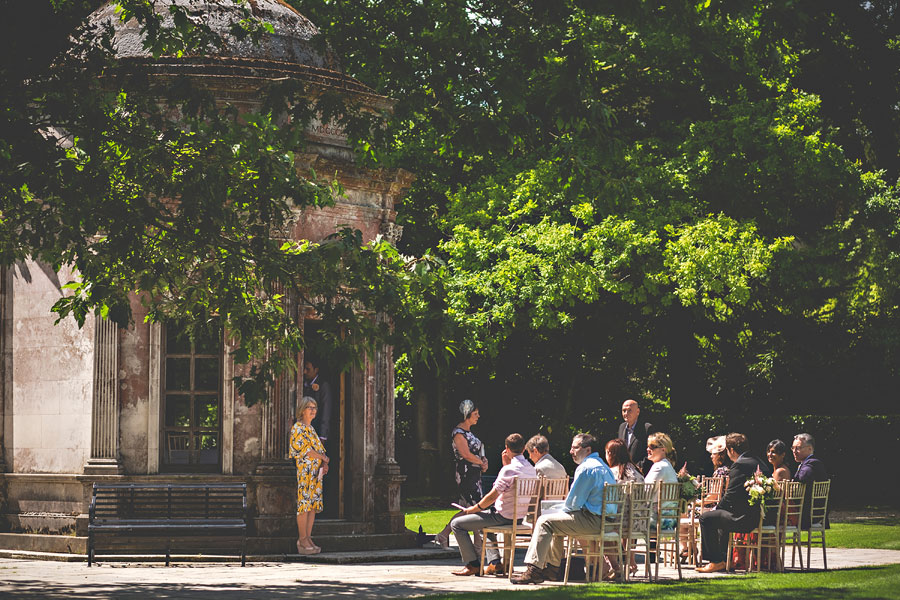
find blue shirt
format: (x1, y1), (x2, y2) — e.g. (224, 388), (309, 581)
(564, 452), (617, 516)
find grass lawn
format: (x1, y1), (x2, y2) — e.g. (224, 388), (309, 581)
(405, 508), (457, 535)
(419, 564), (900, 599)
(827, 518), (900, 550)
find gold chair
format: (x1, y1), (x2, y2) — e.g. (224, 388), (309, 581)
(479, 476), (541, 581)
(726, 487), (785, 572)
(801, 480), (831, 570)
(538, 477), (570, 518)
(649, 482), (683, 581)
(563, 483), (628, 584)
(624, 481), (655, 581)
(689, 475), (726, 566)
(780, 481), (806, 570)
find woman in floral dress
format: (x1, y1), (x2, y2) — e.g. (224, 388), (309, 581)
(289, 396), (329, 555)
(434, 399), (487, 548)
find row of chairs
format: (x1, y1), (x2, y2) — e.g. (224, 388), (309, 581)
(684, 476), (832, 572)
(477, 476), (686, 583)
(478, 476), (570, 581)
(477, 474), (831, 584)
(566, 481), (685, 583)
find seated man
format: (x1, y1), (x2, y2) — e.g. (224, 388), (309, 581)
(791, 433), (829, 528)
(450, 433), (537, 576)
(512, 433), (616, 584)
(697, 432), (769, 573)
(526, 435), (568, 479)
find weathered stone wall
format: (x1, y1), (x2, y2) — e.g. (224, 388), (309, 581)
(4, 261), (93, 474)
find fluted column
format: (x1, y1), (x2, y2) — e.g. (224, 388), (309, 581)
(260, 369), (295, 463)
(256, 289), (297, 474)
(84, 316), (123, 474)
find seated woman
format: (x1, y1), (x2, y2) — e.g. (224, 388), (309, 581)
(703, 435), (731, 507)
(645, 433), (679, 529)
(733, 439), (792, 570)
(604, 438), (644, 578)
(606, 438), (645, 483)
(708, 435), (731, 478)
(767, 439), (792, 483)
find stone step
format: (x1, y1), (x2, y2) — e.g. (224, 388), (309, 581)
(260, 532), (416, 554)
(0, 530), (416, 556)
(0, 547), (458, 564)
(0, 533), (87, 555)
(285, 547), (458, 564)
(311, 519), (373, 535)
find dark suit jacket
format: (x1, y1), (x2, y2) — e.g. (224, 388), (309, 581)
(618, 420), (654, 474)
(793, 454), (828, 528)
(717, 453), (769, 533)
(305, 378), (333, 440)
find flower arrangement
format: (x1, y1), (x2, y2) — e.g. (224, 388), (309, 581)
(744, 468), (777, 514)
(677, 463), (702, 503)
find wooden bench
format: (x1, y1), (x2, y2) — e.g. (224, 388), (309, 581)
(88, 482), (249, 566)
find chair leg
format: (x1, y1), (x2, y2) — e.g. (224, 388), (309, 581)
(563, 537), (573, 584)
(479, 530), (487, 576)
(726, 534), (733, 571)
(675, 536), (683, 580)
(822, 533), (827, 571)
(806, 531), (811, 571)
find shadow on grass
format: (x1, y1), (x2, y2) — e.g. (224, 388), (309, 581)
(423, 565), (900, 600)
(838, 517), (900, 527)
(4, 565), (899, 600)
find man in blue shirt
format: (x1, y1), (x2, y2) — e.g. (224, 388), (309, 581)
(512, 433), (616, 584)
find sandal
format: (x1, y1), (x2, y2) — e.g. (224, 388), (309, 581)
(296, 541), (317, 555)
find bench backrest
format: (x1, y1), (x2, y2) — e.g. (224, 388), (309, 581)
(90, 483), (247, 523)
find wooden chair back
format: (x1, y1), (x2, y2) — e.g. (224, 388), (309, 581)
(781, 481), (806, 529)
(701, 476), (726, 509)
(809, 480), (831, 528)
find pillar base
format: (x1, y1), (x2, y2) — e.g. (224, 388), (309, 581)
(374, 461), (406, 534)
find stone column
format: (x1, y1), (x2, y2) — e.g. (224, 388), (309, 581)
(258, 369), (295, 468)
(255, 289), (297, 475)
(83, 316), (124, 474)
(373, 317), (406, 533)
(0, 266), (7, 472)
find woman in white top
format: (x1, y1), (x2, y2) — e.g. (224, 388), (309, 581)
(645, 432), (679, 530)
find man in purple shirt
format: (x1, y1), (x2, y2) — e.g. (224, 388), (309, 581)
(791, 433), (829, 528)
(450, 433), (537, 576)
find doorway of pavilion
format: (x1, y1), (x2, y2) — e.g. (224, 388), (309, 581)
(302, 322), (351, 519)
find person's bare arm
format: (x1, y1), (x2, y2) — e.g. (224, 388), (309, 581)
(454, 433), (483, 467)
(463, 488), (500, 514)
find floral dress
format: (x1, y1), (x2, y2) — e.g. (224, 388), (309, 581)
(451, 426), (484, 507)
(289, 421), (325, 514)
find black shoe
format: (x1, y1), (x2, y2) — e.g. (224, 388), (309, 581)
(512, 564), (546, 585)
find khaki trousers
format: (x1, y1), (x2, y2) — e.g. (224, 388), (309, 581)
(524, 509), (605, 568)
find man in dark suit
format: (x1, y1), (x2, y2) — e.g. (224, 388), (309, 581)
(792, 433), (829, 528)
(617, 399), (654, 475)
(697, 432), (770, 573)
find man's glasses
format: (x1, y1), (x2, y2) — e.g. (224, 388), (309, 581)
(648, 444), (662, 450)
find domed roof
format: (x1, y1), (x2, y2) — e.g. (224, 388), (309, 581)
(89, 0), (339, 71)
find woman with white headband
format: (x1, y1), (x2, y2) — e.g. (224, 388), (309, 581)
(435, 399), (488, 548)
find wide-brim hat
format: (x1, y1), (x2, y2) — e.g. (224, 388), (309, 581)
(706, 435), (726, 454)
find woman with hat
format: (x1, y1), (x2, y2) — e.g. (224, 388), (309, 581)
(434, 400), (488, 548)
(707, 435), (731, 478)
